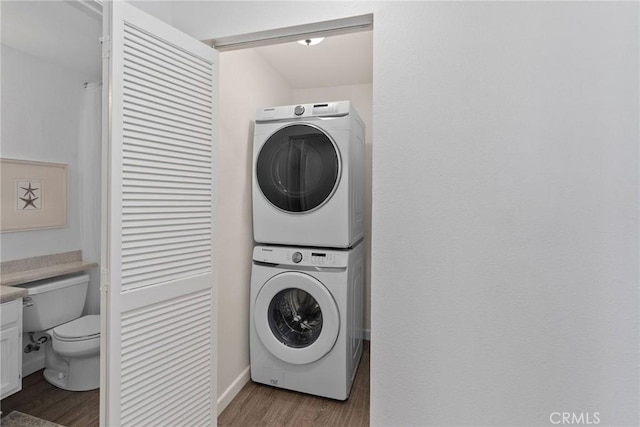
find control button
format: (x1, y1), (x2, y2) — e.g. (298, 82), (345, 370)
(292, 252), (303, 263)
(294, 105), (305, 116)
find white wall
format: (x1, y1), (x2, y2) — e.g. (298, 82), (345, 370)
(370, 3), (638, 425)
(136, 2), (639, 425)
(293, 84), (373, 337)
(0, 46), (84, 261)
(216, 47), (293, 412)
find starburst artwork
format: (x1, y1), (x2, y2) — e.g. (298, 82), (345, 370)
(16, 180), (43, 210)
(1, 158), (67, 231)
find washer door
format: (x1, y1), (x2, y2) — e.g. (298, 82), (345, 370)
(254, 271), (340, 365)
(256, 124), (340, 213)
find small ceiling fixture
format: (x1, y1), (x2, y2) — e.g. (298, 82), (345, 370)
(297, 37), (325, 47)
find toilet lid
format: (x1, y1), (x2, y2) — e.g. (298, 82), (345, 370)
(54, 315), (100, 340)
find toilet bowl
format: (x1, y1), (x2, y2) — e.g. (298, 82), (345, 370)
(44, 315), (100, 391)
(17, 274), (100, 391)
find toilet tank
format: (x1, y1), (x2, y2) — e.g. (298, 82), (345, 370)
(17, 274), (90, 333)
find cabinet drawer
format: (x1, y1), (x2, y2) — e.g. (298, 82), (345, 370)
(1, 299), (20, 327)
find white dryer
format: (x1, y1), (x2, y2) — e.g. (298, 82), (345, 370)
(250, 241), (364, 400)
(253, 101), (365, 248)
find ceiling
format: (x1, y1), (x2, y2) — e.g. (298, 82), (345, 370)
(1, 1), (102, 82)
(250, 31), (373, 89)
(0, 1), (372, 89)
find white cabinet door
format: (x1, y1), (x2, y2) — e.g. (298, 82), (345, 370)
(1, 299), (23, 399)
(101, 3), (217, 426)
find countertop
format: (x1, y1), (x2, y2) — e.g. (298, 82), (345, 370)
(0, 285), (28, 304)
(0, 250), (97, 303)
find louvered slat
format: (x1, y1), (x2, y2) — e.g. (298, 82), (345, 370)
(121, 321), (211, 360)
(123, 122), (211, 148)
(123, 94), (211, 128)
(121, 266), (211, 290)
(124, 115), (211, 142)
(122, 35), (212, 84)
(123, 236), (210, 252)
(124, 187), (211, 197)
(122, 216), (211, 227)
(124, 89), (211, 123)
(123, 106), (211, 137)
(163, 394), (210, 427)
(122, 226), (211, 241)
(124, 101), (210, 132)
(122, 343), (211, 394)
(123, 175), (210, 189)
(124, 132), (212, 157)
(120, 289), (212, 426)
(123, 366), (210, 417)
(122, 324), (210, 366)
(123, 64), (211, 106)
(123, 76), (212, 114)
(122, 158), (211, 176)
(120, 22), (213, 293)
(123, 40), (212, 91)
(122, 214), (211, 225)
(123, 40), (211, 97)
(123, 25), (212, 77)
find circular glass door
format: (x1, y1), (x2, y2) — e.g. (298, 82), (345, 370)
(256, 124), (340, 213)
(254, 272), (340, 365)
(268, 288), (323, 348)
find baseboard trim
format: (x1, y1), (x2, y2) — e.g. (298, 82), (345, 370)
(216, 333), (370, 415)
(22, 354), (45, 377)
(217, 365), (251, 416)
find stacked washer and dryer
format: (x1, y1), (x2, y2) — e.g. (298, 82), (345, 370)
(250, 101), (366, 400)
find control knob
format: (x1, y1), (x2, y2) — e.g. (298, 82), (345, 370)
(294, 105), (305, 116)
(292, 252), (303, 263)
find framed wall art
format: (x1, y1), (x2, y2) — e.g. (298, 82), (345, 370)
(1, 158), (68, 232)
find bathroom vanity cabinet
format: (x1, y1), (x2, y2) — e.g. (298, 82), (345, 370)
(1, 298), (23, 399)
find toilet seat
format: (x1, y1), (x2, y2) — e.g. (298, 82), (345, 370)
(53, 315), (100, 342)
(51, 315), (100, 359)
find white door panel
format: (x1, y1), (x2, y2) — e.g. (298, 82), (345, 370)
(101, 2), (217, 425)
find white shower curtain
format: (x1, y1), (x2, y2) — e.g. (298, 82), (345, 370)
(79, 82), (102, 315)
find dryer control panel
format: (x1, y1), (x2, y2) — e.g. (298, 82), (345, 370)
(255, 101), (350, 122)
(253, 246), (349, 268)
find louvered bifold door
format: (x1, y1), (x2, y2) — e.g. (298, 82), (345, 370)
(101, 3), (217, 426)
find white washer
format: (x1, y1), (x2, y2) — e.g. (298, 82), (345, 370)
(253, 101), (365, 248)
(250, 241), (364, 400)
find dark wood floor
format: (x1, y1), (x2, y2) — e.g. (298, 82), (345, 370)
(1, 342), (369, 426)
(0, 369), (99, 427)
(219, 342), (370, 427)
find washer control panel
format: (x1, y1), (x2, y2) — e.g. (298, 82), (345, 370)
(253, 246), (349, 268)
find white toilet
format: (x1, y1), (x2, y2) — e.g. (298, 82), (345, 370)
(18, 274), (100, 391)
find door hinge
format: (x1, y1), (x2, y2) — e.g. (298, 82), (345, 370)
(100, 268), (110, 294)
(100, 36), (112, 59)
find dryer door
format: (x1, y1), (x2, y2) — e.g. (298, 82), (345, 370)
(256, 124), (340, 213)
(254, 271), (339, 365)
